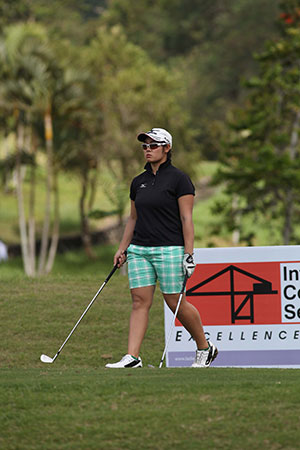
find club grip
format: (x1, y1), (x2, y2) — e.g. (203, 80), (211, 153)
(181, 273), (188, 292)
(105, 264), (119, 283)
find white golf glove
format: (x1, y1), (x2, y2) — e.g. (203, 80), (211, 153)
(183, 253), (196, 278)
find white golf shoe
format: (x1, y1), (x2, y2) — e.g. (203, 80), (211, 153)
(105, 354), (143, 368)
(191, 341), (218, 368)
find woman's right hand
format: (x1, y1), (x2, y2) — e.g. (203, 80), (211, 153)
(114, 249), (127, 267)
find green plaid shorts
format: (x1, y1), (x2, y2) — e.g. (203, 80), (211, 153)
(127, 244), (185, 294)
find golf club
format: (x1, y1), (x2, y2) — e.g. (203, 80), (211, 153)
(40, 264), (119, 364)
(159, 274), (188, 368)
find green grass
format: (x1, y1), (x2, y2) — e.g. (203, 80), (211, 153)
(1, 368), (299, 450)
(1, 259), (300, 449)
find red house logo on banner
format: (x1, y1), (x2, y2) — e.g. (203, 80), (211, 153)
(186, 263), (280, 326)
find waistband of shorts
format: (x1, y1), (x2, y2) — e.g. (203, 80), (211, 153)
(128, 244), (184, 251)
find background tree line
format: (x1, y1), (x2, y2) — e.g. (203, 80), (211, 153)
(3, 0), (300, 276)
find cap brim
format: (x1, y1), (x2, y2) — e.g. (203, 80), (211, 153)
(137, 132), (156, 143)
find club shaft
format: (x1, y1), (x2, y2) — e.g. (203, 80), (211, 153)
(55, 265), (118, 358)
(159, 291), (184, 368)
(159, 274), (188, 368)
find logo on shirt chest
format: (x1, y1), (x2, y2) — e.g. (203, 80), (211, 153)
(139, 183), (147, 189)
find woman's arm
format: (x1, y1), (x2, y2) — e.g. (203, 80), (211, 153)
(114, 200), (137, 266)
(178, 194), (194, 255)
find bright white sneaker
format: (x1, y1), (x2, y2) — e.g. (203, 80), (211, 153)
(191, 341), (218, 368)
(105, 354), (143, 368)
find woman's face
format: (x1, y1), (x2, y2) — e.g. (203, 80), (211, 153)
(142, 137), (170, 164)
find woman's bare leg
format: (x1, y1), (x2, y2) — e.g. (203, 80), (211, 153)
(128, 285), (155, 357)
(163, 293), (208, 349)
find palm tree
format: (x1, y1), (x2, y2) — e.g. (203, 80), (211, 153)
(0, 23), (62, 275)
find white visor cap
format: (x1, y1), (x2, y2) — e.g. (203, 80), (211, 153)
(137, 128), (172, 148)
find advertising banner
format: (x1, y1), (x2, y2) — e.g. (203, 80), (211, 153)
(164, 246), (300, 368)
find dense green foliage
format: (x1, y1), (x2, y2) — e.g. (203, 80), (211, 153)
(214, 0), (300, 245)
(3, 0), (300, 273)
(102, 0), (280, 156)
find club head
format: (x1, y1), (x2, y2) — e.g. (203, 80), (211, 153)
(40, 354), (54, 364)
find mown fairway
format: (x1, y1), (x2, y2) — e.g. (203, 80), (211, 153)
(1, 253), (300, 449)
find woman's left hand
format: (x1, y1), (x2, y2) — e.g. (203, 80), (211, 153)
(183, 253), (196, 278)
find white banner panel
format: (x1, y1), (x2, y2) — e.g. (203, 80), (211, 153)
(164, 245), (300, 368)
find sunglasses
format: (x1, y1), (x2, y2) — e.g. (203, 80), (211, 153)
(141, 142), (165, 150)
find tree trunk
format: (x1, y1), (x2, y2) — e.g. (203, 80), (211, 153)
(80, 169), (95, 259)
(38, 109), (53, 275)
(88, 165), (98, 212)
(231, 195), (241, 246)
(28, 130), (36, 275)
(16, 115), (32, 276)
(45, 169), (60, 274)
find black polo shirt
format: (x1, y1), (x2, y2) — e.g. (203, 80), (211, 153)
(130, 159), (195, 246)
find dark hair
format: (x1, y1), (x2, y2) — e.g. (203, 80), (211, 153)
(164, 144), (172, 160)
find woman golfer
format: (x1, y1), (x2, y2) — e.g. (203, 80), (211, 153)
(106, 128), (218, 368)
